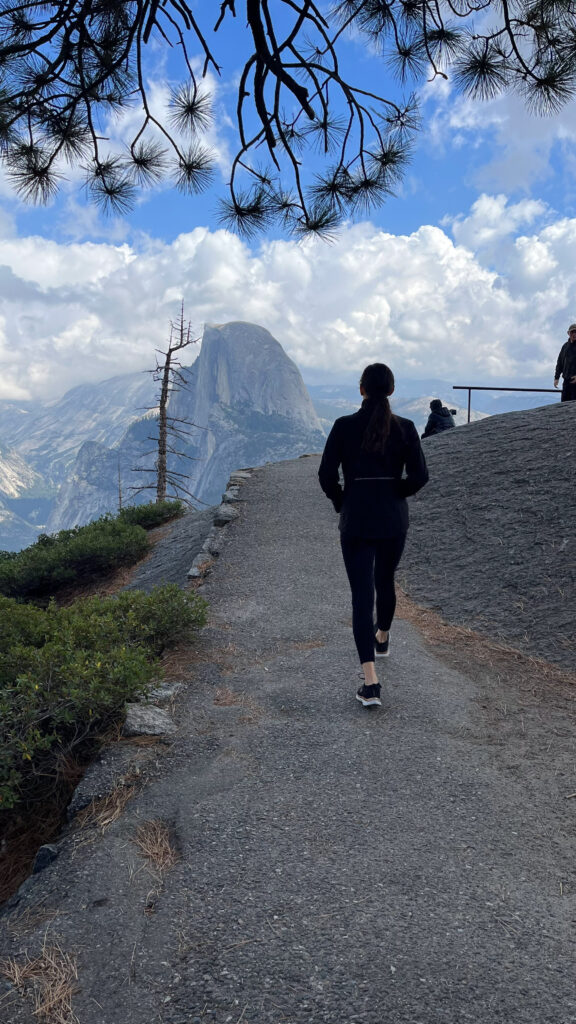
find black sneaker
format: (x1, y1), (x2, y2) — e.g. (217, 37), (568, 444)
(356, 683), (382, 707)
(374, 631), (390, 658)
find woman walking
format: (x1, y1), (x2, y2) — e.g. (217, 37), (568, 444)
(318, 363), (429, 707)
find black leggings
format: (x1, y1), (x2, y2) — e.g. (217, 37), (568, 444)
(340, 534), (406, 664)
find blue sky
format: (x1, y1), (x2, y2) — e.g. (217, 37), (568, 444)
(1, 8), (576, 402)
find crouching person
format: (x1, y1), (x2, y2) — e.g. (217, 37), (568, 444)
(422, 399), (456, 439)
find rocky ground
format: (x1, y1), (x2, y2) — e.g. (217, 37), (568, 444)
(124, 507), (217, 592)
(402, 401), (575, 670)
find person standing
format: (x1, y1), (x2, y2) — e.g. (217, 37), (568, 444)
(318, 363), (429, 708)
(554, 324), (576, 401)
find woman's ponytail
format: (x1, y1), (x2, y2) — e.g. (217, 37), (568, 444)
(360, 363), (394, 454)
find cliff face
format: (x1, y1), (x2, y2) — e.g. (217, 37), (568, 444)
(176, 322), (321, 432)
(47, 323), (326, 532)
(0, 372), (158, 549)
(0, 443), (45, 499)
(46, 441), (125, 534)
(163, 321), (325, 507)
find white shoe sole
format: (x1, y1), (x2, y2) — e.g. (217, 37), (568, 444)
(356, 694), (382, 707)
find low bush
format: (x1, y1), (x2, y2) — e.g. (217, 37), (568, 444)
(0, 518), (150, 600)
(0, 595), (48, 649)
(0, 585), (207, 810)
(117, 500), (184, 530)
(0, 502), (186, 601)
(56, 584), (207, 656)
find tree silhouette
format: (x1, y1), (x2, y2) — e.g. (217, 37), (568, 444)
(132, 303), (200, 505)
(1, 0), (575, 237)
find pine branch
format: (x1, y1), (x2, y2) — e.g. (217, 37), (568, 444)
(1, 0), (575, 235)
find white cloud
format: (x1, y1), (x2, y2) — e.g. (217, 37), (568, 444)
(0, 201), (574, 402)
(448, 194), (548, 249)
(0, 236), (135, 289)
(424, 84), (576, 192)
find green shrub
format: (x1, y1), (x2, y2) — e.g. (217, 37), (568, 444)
(0, 597), (50, 685)
(0, 518), (150, 600)
(0, 584), (207, 809)
(117, 500), (184, 530)
(0, 640), (155, 809)
(57, 584), (207, 656)
(0, 502), (185, 602)
(0, 550), (18, 563)
(0, 595), (48, 649)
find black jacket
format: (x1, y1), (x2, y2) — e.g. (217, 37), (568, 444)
(318, 402), (429, 538)
(422, 407), (455, 438)
(555, 341), (576, 382)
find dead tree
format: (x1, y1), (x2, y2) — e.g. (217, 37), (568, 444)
(117, 457), (123, 511)
(133, 303), (201, 505)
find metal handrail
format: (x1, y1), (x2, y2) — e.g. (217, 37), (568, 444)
(453, 385), (559, 423)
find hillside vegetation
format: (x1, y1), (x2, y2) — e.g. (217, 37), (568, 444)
(0, 500), (185, 601)
(0, 500), (206, 810)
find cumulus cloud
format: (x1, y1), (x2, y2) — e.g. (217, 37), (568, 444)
(448, 194), (548, 249)
(0, 201), (574, 402)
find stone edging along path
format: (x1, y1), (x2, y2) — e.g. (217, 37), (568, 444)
(24, 468), (256, 878)
(186, 470), (253, 581)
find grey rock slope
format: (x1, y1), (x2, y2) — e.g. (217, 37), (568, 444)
(401, 400), (576, 669)
(47, 413), (158, 532)
(2, 457), (576, 1024)
(0, 443), (43, 498)
(167, 321), (326, 506)
(49, 322), (326, 531)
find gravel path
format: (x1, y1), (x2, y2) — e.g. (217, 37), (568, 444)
(402, 401), (576, 670)
(1, 454), (575, 1024)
